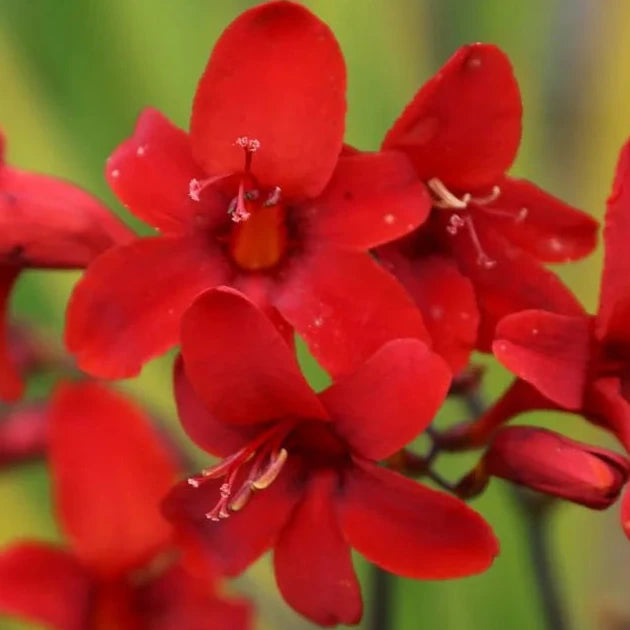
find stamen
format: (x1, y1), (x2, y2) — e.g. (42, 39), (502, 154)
(482, 205), (528, 222)
(189, 173), (231, 202)
(263, 186), (282, 207)
(252, 448), (288, 490)
(468, 185), (501, 205)
(229, 179), (252, 223)
(463, 216), (496, 269)
(446, 215), (496, 269)
(192, 423), (293, 521)
(428, 178), (469, 209)
(428, 178), (502, 210)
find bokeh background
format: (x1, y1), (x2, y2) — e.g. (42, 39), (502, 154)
(1, 1), (630, 629)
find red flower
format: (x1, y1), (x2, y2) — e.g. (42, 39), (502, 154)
(0, 127), (132, 401)
(489, 138), (630, 451)
(164, 287), (498, 627)
(378, 43), (597, 371)
(0, 382), (251, 630)
(65, 1), (431, 380)
(480, 426), (629, 509)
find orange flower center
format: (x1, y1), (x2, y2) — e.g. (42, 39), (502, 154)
(229, 200), (288, 271)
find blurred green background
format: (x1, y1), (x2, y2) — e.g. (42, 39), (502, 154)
(1, 1), (630, 629)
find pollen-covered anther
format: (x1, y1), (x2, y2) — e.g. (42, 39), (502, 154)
(252, 448), (288, 490)
(428, 178), (502, 210)
(428, 178), (469, 209)
(235, 136), (261, 153)
(189, 173), (231, 202)
(263, 186), (282, 207)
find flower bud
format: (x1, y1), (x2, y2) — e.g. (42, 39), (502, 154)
(484, 426), (629, 509)
(0, 404), (48, 467)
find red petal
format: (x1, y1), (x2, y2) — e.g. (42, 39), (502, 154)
(339, 462), (498, 578)
(307, 151), (431, 249)
(0, 266), (22, 401)
(378, 250), (479, 372)
(181, 287), (327, 426)
(0, 167), (132, 268)
(450, 216), (585, 350)
(596, 139), (630, 343)
(320, 339), (450, 460)
(106, 108), (225, 236)
(140, 564), (252, 630)
(163, 462), (299, 577)
(191, 1), (346, 200)
(65, 236), (229, 378)
(488, 177), (598, 262)
(383, 44), (521, 190)
(274, 472), (361, 626)
(0, 543), (90, 630)
(174, 355), (256, 456)
(50, 382), (178, 578)
(493, 310), (591, 409)
(273, 248), (430, 378)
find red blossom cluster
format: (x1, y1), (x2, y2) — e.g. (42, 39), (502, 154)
(0, 1), (626, 628)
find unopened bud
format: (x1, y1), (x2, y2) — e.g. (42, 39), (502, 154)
(484, 426), (629, 509)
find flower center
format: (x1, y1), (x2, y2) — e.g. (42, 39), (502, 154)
(427, 177), (528, 269)
(189, 137), (289, 271)
(187, 421), (295, 521)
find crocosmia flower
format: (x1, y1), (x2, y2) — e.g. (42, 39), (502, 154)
(378, 43), (597, 370)
(0, 128), (131, 401)
(490, 138), (630, 452)
(65, 0), (431, 380)
(0, 382), (251, 630)
(164, 287), (498, 627)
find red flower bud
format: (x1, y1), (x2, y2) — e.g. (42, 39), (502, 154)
(484, 426), (629, 509)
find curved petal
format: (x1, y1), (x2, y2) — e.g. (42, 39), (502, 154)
(274, 471), (361, 627)
(596, 139), (630, 343)
(383, 44), (521, 190)
(181, 288), (327, 426)
(273, 248), (430, 378)
(449, 215), (585, 350)
(339, 462), (498, 579)
(488, 177), (598, 263)
(0, 543), (91, 630)
(0, 167), (132, 268)
(320, 339), (451, 461)
(106, 108), (226, 236)
(493, 310), (591, 409)
(378, 250), (479, 372)
(139, 564), (252, 630)
(65, 236), (229, 378)
(50, 382), (178, 578)
(0, 266), (22, 401)
(191, 1), (346, 199)
(174, 355), (257, 456)
(306, 151), (431, 249)
(163, 462), (300, 577)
